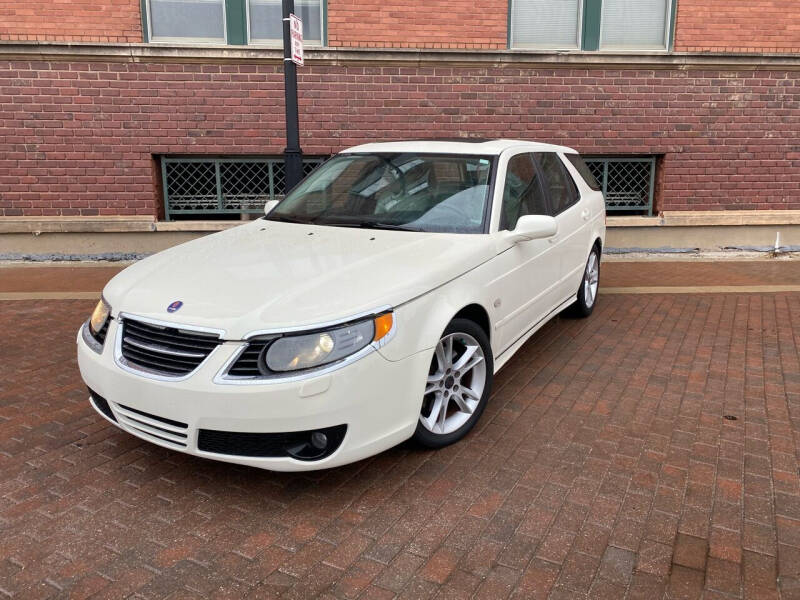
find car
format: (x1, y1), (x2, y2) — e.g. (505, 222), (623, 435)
(77, 139), (606, 471)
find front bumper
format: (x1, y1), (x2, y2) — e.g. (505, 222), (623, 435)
(77, 319), (428, 471)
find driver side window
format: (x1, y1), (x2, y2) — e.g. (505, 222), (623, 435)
(500, 153), (548, 231)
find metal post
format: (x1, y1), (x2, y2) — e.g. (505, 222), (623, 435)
(282, 0), (303, 193)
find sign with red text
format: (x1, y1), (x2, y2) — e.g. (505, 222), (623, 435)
(289, 14), (303, 67)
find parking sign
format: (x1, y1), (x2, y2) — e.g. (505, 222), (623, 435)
(290, 14), (303, 67)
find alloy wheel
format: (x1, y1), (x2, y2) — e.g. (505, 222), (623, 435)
(584, 252), (599, 308)
(419, 332), (487, 435)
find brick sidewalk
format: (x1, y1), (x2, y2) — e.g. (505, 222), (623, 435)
(1, 259), (799, 294)
(1, 289), (800, 598)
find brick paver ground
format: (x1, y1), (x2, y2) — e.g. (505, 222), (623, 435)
(1, 258), (799, 294)
(1, 263), (800, 598)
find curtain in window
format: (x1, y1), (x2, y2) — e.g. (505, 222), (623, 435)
(150, 0), (225, 41)
(511, 0), (581, 49)
(249, 0), (322, 44)
(600, 0), (669, 49)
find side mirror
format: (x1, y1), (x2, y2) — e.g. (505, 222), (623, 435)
(264, 199), (279, 216)
(507, 215), (558, 244)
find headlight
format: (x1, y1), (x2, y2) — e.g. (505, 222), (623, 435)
(264, 312), (393, 372)
(89, 297), (111, 337)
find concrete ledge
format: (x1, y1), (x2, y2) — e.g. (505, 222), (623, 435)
(1, 213), (798, 255)
(3, 41), (800, 70)
(155, 221), (243, 232)
(4, 211), (800, 235)
(609, 210), (800, 227)
(0, 216), (156, 234)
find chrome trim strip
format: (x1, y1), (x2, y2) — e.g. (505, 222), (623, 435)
(124, 337), (206, 359)
(117, 312), (226, 337)
(213, 307), (397, 385)
(113, 312), (223, 383)
(113, 406), (189, 435)
(117, 416), (189, 445)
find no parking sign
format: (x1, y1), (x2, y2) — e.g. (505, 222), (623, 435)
(290, 13), (303, 67)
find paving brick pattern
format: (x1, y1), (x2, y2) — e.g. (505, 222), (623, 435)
(1, 293), (800, 598)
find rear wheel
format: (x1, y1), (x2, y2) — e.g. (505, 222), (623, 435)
(566, 247), (600, 318)
(412, 319), (493, 448)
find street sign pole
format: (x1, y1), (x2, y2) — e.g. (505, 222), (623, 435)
(281, 0), (303, 193)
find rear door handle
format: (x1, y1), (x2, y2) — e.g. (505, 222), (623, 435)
(581, 209), (591, 221)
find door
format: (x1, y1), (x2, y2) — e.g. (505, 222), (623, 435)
(489, 153), (563, 353)
(534, 152), (592, 303)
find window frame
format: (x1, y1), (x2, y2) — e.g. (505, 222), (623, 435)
(598, 0), (673, 51)
(532, 152), (580, 217)
(499, 152), (551, 232)
(245, 0), (326, 47)
(507, 0), (677, 52)
(508, 0), (583, 51)
(141, 0), (327, 46)
(144, 0), (229, 45)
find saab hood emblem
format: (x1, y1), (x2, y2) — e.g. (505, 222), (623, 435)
(167, 300), (183, 313)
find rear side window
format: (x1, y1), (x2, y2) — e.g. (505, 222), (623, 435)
(500, 153), (549, 230)
(535, 153), (578, 216)
(565, 153), (601, 191)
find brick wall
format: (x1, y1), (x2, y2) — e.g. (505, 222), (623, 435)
(1, 59), (799, 216)
(0, 0), (142, 43)
(327, 0), (507, 49)
(3, 0), (800, 52)
(674, 0), (800, 53)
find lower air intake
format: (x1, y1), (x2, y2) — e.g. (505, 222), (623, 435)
(197, 425), (347, 461)
(89, 389), (116, 423)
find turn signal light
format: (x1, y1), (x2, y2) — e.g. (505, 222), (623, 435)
(373, 313), (393, 342)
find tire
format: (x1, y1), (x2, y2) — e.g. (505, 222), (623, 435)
(412, 318), (494, 449)
(565, 246), (601, 318)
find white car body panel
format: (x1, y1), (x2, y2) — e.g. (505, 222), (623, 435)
(77, 139), (606, 471)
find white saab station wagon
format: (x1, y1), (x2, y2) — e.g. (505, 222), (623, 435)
(77, 139), (606, 471)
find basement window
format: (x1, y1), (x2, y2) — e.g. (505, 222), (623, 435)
(584, 156), (657, 215)
(160, 156), (325, 220)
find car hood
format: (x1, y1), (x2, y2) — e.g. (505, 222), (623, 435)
(103, 220), (494, 339)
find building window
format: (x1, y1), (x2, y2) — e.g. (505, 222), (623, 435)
(584, 157), (657, 215)
(161, 156), (325, 220)
(600, 0), (670, 49)
(510, 0), (582, 50)
(143, 0), (324, 45)
(510, 0), (674, 51)
(148, 0), (226, 43)
(248, 0), (323, 45)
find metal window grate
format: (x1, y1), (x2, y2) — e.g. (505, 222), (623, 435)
(585, 157), (656, 215)
(161, 157), (325, 219)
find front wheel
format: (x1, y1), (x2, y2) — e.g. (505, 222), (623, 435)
(566, 247), (601, 318)
(412, 319), (494, 448)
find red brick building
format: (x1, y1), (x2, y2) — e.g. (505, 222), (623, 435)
(1, 0), (800, 251)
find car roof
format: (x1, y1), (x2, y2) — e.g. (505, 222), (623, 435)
(341, 139), (578, 156)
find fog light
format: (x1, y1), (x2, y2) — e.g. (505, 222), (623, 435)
(310, 431), (328, 450)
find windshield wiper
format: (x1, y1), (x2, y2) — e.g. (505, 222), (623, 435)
(267, 214), (315, 225)
(325, 221), (416, 231)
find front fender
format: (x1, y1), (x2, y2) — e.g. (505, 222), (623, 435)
(378, 273), (496, 364)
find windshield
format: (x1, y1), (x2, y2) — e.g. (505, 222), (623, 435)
(267, 153), (495, 233)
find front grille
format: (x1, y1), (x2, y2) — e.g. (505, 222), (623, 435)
(120, 318), (221, 377)
(113, 403), (189, 448)
(227, 340), (270, 377)
(89, 389), (116, 423)
(197, 425), (347, 461)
